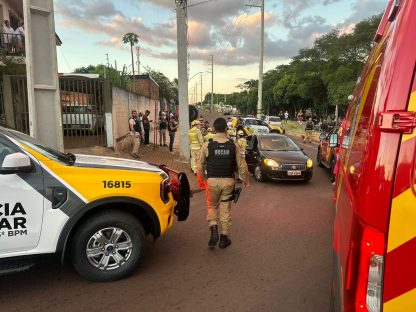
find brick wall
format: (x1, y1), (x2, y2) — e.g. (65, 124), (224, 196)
(132, 75), (160, 100)
(111, 86), (160, 152)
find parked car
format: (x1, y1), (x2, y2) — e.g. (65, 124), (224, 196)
(245, 134), (313, 182)
(316, 126), (339, 181)
(264, 116), (285, 134)
(241, 117), (270, 135)
(331, 1), (416, 311)
(0, 126), (190, 282)
(62, 104), (104, 134)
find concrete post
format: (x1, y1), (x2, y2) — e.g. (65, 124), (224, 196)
(176, 1), (190, 161)
(23, 0), (63, 150)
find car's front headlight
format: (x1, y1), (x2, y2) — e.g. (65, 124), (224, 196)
(307, 159), (313, 168)
(264, 159), (279, 167)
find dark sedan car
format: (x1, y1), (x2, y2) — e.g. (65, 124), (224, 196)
(245, 134), (313, 182)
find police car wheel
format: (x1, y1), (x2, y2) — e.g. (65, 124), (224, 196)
(254, 165), (265, 182)
(71, 211), (145, 282)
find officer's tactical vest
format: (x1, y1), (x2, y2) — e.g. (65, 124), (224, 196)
(129, 117), (141, 132)
(206, 140), (236, 178)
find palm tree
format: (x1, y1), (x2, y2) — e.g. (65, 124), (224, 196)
(122, 32), (139, 83)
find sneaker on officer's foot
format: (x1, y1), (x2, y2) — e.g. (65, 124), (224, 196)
(208, 225), (219, 247)
(219, 235), (231, 249)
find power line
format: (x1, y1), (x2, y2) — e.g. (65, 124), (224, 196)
(58, 47), (73, 73)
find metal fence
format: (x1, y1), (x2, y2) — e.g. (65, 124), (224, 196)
(59, 77), (107, 148)
(11, 76), (29, 134)
(0, 78), (4, 124)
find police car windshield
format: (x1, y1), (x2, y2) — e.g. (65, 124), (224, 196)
(268, 117), (280, 122)
(259, 137), (300, 152)
(5, 129), (75, 165)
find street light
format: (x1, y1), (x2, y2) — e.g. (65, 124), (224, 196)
(188, 72), (202, 105)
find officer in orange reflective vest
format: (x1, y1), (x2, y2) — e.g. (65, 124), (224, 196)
(188, 120), (204, 174)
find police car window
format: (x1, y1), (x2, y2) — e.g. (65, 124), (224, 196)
(5, 130), (73, 165)
(0, 141), (16, 167)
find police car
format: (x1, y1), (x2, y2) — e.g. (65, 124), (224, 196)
(241, 118), (270, 135)
(0, 126), (190, 282)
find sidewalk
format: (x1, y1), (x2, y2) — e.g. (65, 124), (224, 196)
(66, 135), (198, 190)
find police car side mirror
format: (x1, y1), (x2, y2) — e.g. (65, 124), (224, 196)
(329, 133), (339, 148)
(0, 153), (32, 174)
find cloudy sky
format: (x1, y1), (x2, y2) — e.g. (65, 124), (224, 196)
(54, 0), (387, 94)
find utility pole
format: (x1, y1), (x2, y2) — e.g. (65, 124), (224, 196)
(195, 81), (198, 105)
(247, 1), (265, 118)
(210, 54), (214, 113)
(257, 0), (265, 118)
(200, 74), (203, 105)
(176, 0), (190, 161)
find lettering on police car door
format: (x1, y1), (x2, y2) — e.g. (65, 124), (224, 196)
(0, 202), (28, 238)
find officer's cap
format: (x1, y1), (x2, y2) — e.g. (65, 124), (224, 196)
(191, 120), (200, 126)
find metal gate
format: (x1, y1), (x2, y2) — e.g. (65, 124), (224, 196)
(59, 77), (107, 148)
(11, 76), (29, 134)
(0, 78), (4, 124)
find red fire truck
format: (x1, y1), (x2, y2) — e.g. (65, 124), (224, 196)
(331, 0), (416, 311)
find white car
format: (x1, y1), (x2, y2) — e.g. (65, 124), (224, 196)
(264, 116), (282, 126)
(62, 105), (103, 134)
(242, 118), (270, 135)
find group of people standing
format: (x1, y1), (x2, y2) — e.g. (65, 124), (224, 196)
(188, 116), (247, 175)
(1, 20), (25, 54)
(129, 109), (179, 159)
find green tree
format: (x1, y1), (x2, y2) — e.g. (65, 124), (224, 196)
(122, 33), (139, 78)
(144, 66), (177, 104)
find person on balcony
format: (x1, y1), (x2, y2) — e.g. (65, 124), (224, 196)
(1, 21), (14, 53)
(13, 22), (24, 54)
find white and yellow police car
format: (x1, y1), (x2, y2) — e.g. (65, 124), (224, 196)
(0, 126), (190, 282)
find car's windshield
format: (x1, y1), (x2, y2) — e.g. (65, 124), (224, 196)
(259, 136), (300, 151)
(4, 128), (75, 165)
(244, 119), (256, 125)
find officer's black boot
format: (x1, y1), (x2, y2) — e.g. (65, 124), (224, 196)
(208, 225), (219, 247)
(219, 234), (232, 249)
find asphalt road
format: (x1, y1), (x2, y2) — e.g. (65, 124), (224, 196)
(0, 133), (334, 312)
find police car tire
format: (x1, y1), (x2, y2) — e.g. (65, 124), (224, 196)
(71, 210), (145, 282)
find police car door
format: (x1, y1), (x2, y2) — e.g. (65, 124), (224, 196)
(0, 138), (44, 253)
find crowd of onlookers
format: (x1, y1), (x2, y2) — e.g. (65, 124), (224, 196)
(128, 109), (179, 159)
(1, 20), (25, 54)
